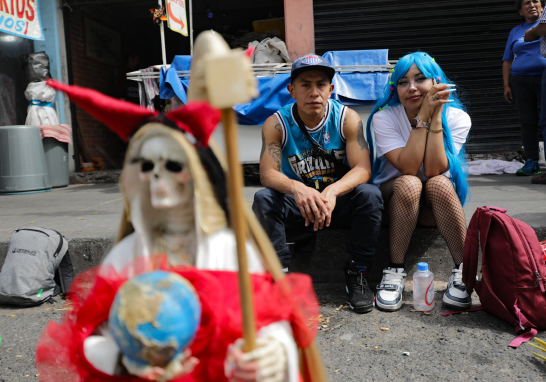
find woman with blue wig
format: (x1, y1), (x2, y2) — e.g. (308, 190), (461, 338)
(366, 52), (472, 312)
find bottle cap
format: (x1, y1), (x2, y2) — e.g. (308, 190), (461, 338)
(417, 262), (429, 271)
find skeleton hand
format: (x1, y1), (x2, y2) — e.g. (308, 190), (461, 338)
(123, 349), (199, 382)
(224, 337), (287, 382)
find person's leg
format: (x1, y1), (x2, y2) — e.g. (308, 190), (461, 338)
(329, 183), (383, 314)
(423, 176), (466, 266)
(533, 70), (546, 184)
(511, 75), (541, 174)
(386, 175), (423, 266)
(423, 175), (471, 309)
(540, 67), (546, 150)
(330, 183), (383, 264)
(375, 175), (422, 311)
(252, 188), (308, 267)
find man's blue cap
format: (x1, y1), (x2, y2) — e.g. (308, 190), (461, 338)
(291, 54), (335, 83)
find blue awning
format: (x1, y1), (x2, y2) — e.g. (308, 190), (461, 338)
(160, 50), (389, 125)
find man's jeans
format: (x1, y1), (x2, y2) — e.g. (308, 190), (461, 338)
(252, 184), (383, 266)
(541, 66), (546, 143)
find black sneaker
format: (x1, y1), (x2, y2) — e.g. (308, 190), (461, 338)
(344, 262), (374, 314)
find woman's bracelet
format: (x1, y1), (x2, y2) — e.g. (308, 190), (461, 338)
(428, 127), (443, 133)
(414, 116), (429, 129)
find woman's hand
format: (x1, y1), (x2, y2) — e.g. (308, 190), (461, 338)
(503, 86), (514, 104)
(431, 86), (451, 121)
(416, 83), (454, 122)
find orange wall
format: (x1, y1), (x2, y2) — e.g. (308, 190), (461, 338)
(284, 0), (314, 61)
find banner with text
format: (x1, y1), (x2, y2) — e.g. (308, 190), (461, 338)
(166, 0), (188, 36)
(0, 0), (44, 40)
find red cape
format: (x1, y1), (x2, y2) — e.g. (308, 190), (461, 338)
(36, 256), (318, 382)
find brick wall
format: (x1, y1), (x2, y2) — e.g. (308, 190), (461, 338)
(67, 6), (126, 168)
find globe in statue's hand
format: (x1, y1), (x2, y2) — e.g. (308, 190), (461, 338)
(109, 271), (201, 369)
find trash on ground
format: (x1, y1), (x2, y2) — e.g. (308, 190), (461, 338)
(335, 304), (344, 311)
(402, 352), (410, 356)
(528, 337), (546, 362)
(329, 323), (345, 331)
(91, 212), (98, 215)
(78, 218), (84, 220)
(318, 315), (334, 322)
(467, 159), (523, 175)
(380, 327), (390, 331)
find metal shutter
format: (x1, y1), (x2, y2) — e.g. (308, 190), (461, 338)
(314, 0), (541, 154)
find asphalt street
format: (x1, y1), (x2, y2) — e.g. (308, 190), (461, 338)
(1, 287), (545, 382)
(1, 174), (546, 381)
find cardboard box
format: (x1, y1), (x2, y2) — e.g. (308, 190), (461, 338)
(253, 17), (285, 41)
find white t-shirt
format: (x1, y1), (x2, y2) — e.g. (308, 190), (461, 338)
(371, 104), (471, 186)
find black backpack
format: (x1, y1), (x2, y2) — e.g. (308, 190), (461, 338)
(0, 227), (74, 306)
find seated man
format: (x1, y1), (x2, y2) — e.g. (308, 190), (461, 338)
(252, 54), (383, 314)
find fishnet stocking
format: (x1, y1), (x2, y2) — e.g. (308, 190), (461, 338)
(380, 176), (421, 265)
(380, 175), (466, 266)
(423, 176), (466, 265)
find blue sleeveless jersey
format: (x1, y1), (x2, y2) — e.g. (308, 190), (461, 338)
(275, 99), (348, 188)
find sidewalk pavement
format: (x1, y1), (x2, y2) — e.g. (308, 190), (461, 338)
(1, 174), (545, 284)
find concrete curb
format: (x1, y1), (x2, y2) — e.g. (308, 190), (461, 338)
(2, 226), (544, 285)
(0, 236), (114, 276)
(69, 170), (121, 185)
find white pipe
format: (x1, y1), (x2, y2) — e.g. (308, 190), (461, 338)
(189, 0), (193, 55)
(159, 0), (167, 66)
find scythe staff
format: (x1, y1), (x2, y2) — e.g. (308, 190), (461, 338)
(188, 31), (327, 381)
(187, 30), (260, 352)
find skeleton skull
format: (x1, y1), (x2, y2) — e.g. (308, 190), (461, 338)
(137, 135), (193, 209)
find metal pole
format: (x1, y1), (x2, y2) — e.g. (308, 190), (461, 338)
(159, 0), (167, 66)
(189, 0), (193, 55)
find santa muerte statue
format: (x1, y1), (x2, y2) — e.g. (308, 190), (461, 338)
(35, 32), (327, 382)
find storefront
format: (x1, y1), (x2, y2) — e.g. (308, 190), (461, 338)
(313, 0), (532, 154)
(0, 0), (74, 170)
(62, 0), (295, 170)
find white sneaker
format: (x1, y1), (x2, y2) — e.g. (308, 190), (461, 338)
(376, 267), (406, 311)
(443, 263), (472, 309)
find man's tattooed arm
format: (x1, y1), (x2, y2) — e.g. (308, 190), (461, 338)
(356, 120), (369, 151)
(267, 142), (282, 170)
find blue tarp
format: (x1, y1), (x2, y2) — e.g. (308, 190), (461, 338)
(160, 50), (388, 125)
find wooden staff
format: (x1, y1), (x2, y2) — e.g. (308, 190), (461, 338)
(191, 32), (260, 352)
(223, 108), (256, 351)
(191, 31), (328, 378)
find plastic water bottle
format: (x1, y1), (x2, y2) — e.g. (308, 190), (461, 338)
(413, 262), (435, 311)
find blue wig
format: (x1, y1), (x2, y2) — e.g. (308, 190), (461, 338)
(365, 52), (469, 206)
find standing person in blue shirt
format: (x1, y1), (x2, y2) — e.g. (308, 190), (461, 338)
(503, 0), (546, 176)
(252, 54), (383, 314)
(525, 1), (546, 184)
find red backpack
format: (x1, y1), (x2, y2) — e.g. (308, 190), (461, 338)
(462, 206), (546, 347)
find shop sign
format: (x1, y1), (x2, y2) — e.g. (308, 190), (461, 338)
(166, 0), (188, 37)
(0, 0), (44, 40)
